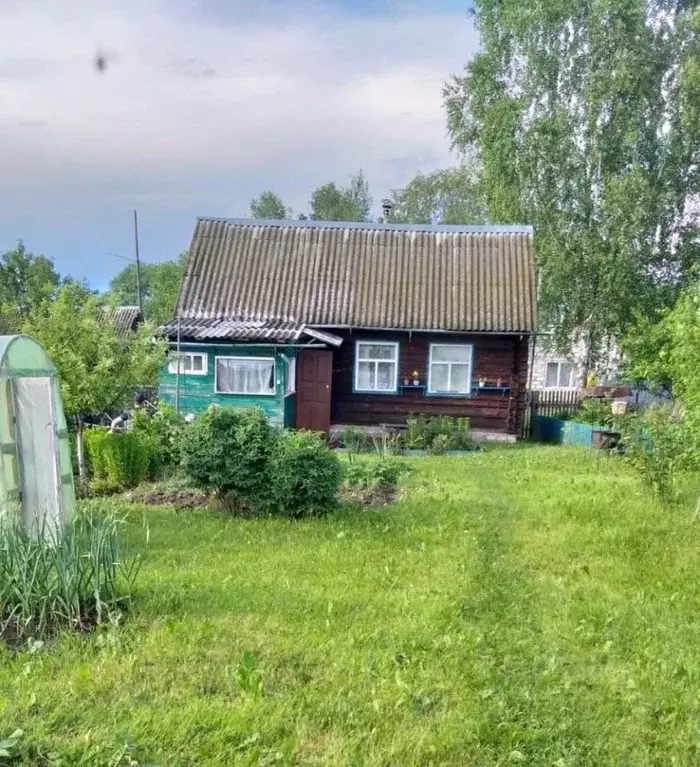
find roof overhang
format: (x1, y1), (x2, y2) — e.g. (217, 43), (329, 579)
(160, 317), (343, 348)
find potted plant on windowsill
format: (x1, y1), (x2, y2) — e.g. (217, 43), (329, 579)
(412, 370), (420, 386)
(403, 376), (410, 386)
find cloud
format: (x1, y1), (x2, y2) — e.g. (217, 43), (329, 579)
(0, 0), (478, 283)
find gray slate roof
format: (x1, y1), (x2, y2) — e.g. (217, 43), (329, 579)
(175, 218), (537, 334)
(160, 317), (342, 346)
(106, 306), (142, 339)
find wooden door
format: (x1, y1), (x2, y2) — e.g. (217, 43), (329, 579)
(296, 350), (333, 433)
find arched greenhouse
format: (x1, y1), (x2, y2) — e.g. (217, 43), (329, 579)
(0, 335), (75, 535)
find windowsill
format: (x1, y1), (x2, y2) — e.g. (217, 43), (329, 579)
(214, 391), (277, 397)
(169, 370), (208, 376)
(353, 388), (399, 395)
(426, 391), (472, 398)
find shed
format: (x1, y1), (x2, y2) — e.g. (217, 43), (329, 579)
(0, 335), (75, 535)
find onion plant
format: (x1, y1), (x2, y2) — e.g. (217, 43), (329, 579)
(0, 511), (140, 643)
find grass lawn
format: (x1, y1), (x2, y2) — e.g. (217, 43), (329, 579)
(3, 446), (700, 765)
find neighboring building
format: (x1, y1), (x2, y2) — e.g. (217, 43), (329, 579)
(530, 334), (622, 392)
(158, 218), (538, 435)
(105, 305), (143, 339)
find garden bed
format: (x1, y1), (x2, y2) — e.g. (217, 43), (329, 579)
(338, 481), (398, 508)
(126, 486), (210, 509)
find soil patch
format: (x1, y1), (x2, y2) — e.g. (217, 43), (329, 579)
(128, 488), (210, 509)
(338, 482), (398, 508)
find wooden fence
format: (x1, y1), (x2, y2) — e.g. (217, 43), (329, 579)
(521, 390), (582, 438)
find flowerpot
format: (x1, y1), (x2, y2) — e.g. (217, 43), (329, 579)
(403, 378), (410, 386)
(412, 380), (420, 386)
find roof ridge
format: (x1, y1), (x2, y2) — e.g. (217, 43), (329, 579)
(196, 216), (534, 235)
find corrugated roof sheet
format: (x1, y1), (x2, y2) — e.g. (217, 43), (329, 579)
(160, 316), (342, 346)
(176, 218), (538, 333)
(105, 306), (142, 339)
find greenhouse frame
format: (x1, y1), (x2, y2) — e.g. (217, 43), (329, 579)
(0, 335), (75, 535)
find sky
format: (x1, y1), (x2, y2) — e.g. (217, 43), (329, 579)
(0, 0), (478, 288)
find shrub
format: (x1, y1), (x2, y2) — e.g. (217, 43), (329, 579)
(0, 511), (140, 643)
(269, 430), (342, 517)
(406, 414), (473, 451)
(132, 405), (185, 479)
(343, 456), (406, 488)
(620, 404), (686, 500)
(573, 398), (613, 427)
(84, 429), (149, 490)
(180, 406), (277, 510)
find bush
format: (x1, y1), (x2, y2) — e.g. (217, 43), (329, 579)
(406, 415), (473, 451)
(0, 511), (140, 643)
(132, 405), (185, 479)
(84, 429), (149, 490)
(619, 404), (686, 500)
(269, 430), (342, 517)
(343, 456), (406, 488)
(572, 398), (613, 427)
(180, 406), (277, 510)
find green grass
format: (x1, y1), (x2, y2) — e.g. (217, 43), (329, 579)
(2, 446), (700, 765)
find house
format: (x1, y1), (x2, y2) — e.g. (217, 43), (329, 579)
(530, 334), (623, 392)
(158, 218), (538, 436)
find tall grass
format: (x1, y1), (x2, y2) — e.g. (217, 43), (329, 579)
(0, 511), (140, 643)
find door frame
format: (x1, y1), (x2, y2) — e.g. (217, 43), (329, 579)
(295, 348), (333, 433)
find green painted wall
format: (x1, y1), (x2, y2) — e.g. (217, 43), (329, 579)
(159, 344), (297, 426)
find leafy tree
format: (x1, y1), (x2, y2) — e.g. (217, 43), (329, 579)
(22, 283), (168, 479)
(310, 170), (373, 222)
(390, 164), (487, 224)
(107, 255), (185, 326)
(444, 0), (699, 369)
(249, 191), (289, 220)
(0, 242), (61, 331)
(621, 280), (700, 504)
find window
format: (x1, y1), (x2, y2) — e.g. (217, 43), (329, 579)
(545, 361), (575, 388)
(215, 356), (276, 395)
(284, 356), (296, 395)
(428, 344), (473, 394)
(168, 352), (207, 375)
(354, 342), (398, 393)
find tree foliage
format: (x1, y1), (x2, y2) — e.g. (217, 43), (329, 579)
(445, 0), (699, 364)
(22, 283), (167, 421)
(0, 242), (61, 332)
(390, 164), (487, 224)
(107, 255), (185, 326)
(249, 191), (289, 220)
(310, 170), (372, 222)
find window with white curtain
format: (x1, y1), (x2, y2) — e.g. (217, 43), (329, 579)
(545, 361), (575, 388)
(354, 342), (398, 393)
(428, 344), (473, 394)
(215, 356), (276, 395)
(168, 352), (207, 375)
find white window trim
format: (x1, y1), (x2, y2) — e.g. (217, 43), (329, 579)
(168, 352), (208, 376)
(544, 360), (576, 389)
(354, 341), (399, 393)
(427, 343), (473, 395)
(284, 355), (296, 396)
(214, 355), (277, 396)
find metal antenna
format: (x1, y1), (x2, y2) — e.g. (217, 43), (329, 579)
(133, 209), (143, 314)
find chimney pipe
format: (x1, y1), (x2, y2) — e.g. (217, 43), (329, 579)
(381, 199), (393, 223)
